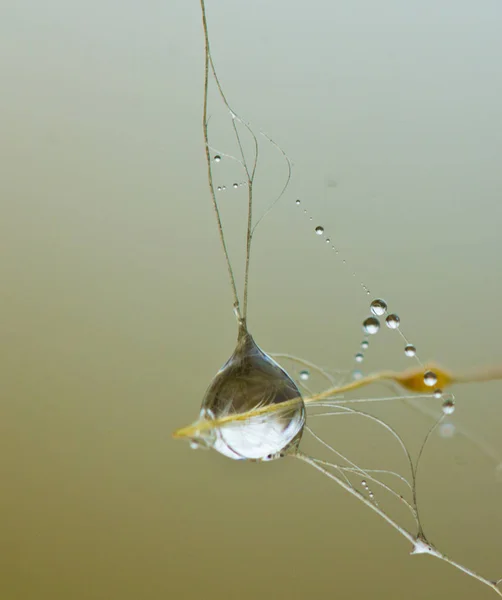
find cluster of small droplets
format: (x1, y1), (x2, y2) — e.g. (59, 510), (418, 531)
(294, 201), (374, 299)
(361, 480), (377, 504)
(217, 182), (246, 192)
(294, 201), (443, 403)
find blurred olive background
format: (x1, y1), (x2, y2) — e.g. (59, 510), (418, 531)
(1, 1), (502, 599)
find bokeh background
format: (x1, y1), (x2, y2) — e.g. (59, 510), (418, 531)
(1, 1), (502, 598)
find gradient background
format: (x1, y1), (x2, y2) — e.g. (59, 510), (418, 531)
(1, 1), (502, 599)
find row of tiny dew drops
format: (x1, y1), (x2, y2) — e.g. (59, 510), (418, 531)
(213, 155), (247, 192)
(294, 198), (455, 418)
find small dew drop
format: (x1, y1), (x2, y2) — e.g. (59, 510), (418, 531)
(361, 340), (369, 350)
(355, 353), (364, 363)
(233, 183), (238, 189)
(385, 314), (400, 329)
(363, 317), (380, 335)
(404, 344), (416, 357)
(299, 369), (310, 381)
(370, 298), (387, 317)
(361, 480), (368, 488)
(433, 389), (442, 399)
(442, 398), (455, 415)
(326, 238), (330, 244)
(315, 226), (324, 235)
(295, 199), (301, 205)
(222, 185), (226, 191)
(190, 440), (200, 450)
(352, 370), (363, 380)
(214, 155), (221, 163)
(423, 370), (438, 387)
(369, 492), (374, 499)
(217, 186), (222, 192)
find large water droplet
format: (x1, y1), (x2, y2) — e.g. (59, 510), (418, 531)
(299, 369), (310, 381)
(423, 370), (438, 387)
(385, 314), (400, 329)
(404, 344), (416, 357)
(198, 330), (305, 461)
(315, 226), (324, 235)
(370, 298), (387, 316)
(362, 317), (380, 335)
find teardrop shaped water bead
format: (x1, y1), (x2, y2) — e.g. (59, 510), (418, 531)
(198, 329), (305, 461)
(362, 316), (380, 335)
(370, 298), (387, 316)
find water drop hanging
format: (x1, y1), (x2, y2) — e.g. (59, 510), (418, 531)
(370, 298), (387, 317)
(362, 317), (380, 335)
(386, 314), (400, 329)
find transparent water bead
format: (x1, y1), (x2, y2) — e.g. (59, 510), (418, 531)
(299, 369), (310, 381)
(197, 328), (305, 461)
(355, 353), (364, 363)
(385, 314), (400, 329)
(404, 344), (416, 357)
(442, 398), (455, 415)
(315, 226), (324, 235)
(361, 340), (369, 350)
(424, 370), (438, 387)
(370, 298), (387, 316)
(362, 316), (380, 335)
(214, 155), (221, 162)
